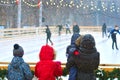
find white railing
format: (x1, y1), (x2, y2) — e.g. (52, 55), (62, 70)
(0, 26), (102, 38)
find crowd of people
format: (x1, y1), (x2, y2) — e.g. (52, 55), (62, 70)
(5, 22), (120, 80)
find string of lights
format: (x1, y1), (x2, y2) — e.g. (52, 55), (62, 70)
(0, 0), (120, 20)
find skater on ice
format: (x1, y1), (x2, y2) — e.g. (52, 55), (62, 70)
(102, 23), (107, 38)
(108, 25), (120, 50)
(45, 25), (53, 45)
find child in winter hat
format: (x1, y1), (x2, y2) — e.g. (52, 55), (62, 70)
(13, 44), (24, 57)
(7, 44), (33, 80)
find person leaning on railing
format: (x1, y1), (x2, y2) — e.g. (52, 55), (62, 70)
(34, 44), (62, 80)
(6, 44), (33, 80)
(66, 34), (100, 80)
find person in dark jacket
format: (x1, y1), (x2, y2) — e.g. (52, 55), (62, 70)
(66, 34), (100, 80)
(73, 22), (80, 34)
(7, 44), (33, 80)
(57, 25), (63, 36)
(102, 23), (107, 38)
(108, 25), (120, 50)
(45, 25), (53, 45)
(66, 33), (80, 80)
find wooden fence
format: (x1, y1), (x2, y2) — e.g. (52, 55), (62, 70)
(0, 26), (102, 38)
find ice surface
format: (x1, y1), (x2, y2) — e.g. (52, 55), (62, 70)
(0, 32), (120, 65)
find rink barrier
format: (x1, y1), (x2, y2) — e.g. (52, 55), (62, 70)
(0, 62), (120, 72)
(0, 26), (102, 38)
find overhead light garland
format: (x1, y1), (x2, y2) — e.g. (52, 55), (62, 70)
(22, 0), (41, 8)
(0, 0), (16, 4)
(0, 0), (120, 13)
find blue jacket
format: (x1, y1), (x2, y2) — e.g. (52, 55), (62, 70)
(110, 29), (120, 40)
(7, 57), (33, 80)
(66, 33), (80, 80)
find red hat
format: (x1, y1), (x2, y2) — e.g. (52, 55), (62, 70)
(39, 44), (55, 60)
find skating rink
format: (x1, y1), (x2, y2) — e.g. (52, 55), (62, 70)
(0, 32), (120, 64)
(0, 32), (120, 80)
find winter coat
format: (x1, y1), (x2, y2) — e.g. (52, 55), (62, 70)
(66, 34), (100, 80)
(66, 34), (80, 80)
(35, 45), (62, 80)
(7, 57), (33, 80)
(102, 23), (107, 32)
(110, 29), (120, 40)
(46, 27), (51, 38)
(73, 25), (80, 34)
(66, 33), (80, 59)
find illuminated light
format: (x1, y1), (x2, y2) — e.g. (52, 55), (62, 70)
(22, 0), (41, 7)
(57, 5), (59, 8)
(83, 6), (86, 9)
(97, 9), (100, 11)
(76, 5), (79, 8)
(46, 2), (49, 5)
(70, 1), (73, 4)
(94, 6), (97, 9)
(86, 5), (89, 8)
(91, 7), (94, 10)
(66, 4), (68, 6)
(79, 4), (82, 7)
(53, 3), (55, 5)
(69, 5), (72, 8)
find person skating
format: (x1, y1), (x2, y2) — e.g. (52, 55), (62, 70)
(65, 23), (71, 34)
(57, 25), (63, 36)
(108, 25), (120, 50)
(72, 22), (80, 34)
(102, 23), (107, 38)
(45, 25), (53, 45)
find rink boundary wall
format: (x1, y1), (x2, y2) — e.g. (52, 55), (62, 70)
(0, 62), (120, 72)
(0, 26), (102, 38)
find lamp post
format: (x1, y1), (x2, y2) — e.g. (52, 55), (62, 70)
(17, 0), (21, 28)
(39, 0), (42, 27)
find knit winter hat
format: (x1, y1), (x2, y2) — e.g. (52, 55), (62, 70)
(13, 44), (24, 57)
(80, 34), (95, 50)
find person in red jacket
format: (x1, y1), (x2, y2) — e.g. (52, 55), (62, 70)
(35, 44), (62, 80)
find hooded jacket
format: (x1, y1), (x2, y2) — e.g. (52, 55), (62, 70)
(66, 33), (80, 59)
(7, 57), (33, 80)
(35, 45), (62, 80)
(66, 34), (100, 80)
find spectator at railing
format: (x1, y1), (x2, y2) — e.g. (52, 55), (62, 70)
(35, 44), (62, 80)
(6, 44), (33, 80)
(66, 34), (100, 80)
(66, 33), (81, 80)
